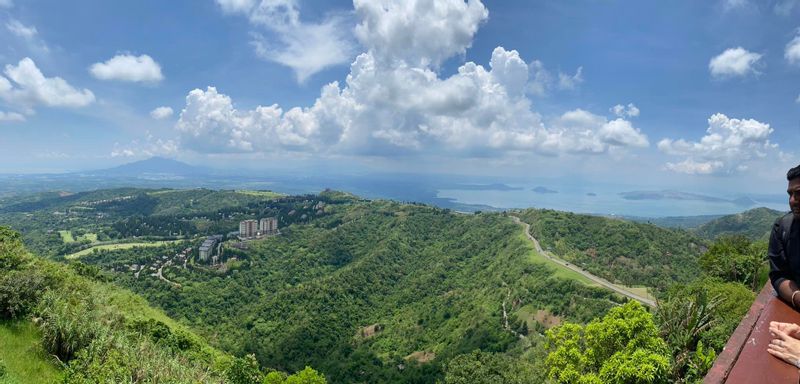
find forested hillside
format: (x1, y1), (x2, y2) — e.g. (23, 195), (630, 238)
(0, 188), (766, 383)
(77, 199), (622, 383)
(0, 226), (327, 383)
(517, 209), (705, 290)
(693, 207), (785, 241)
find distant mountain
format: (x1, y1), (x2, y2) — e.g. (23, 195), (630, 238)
(532, 186), (558, 194)
(624, 214), (723, 229)
(88, 157), (208, 178)
(620, 190), (761, 207)
(693, 207), (786, 241)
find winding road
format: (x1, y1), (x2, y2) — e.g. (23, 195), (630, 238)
(510, 215), (656, 307)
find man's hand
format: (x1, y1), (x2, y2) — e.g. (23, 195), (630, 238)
(770, 321), (800, 339)
(768, 328), (800, 368)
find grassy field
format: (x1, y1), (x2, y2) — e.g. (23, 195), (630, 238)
(235, 190), (284, 198)
(58, 231), (97, 244)
(0, 320), (62, 383)
(57, 230), (74, 243)
(65, 240), (184, 259)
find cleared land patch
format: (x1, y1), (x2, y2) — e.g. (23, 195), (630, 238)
(65, 240), (184, 259)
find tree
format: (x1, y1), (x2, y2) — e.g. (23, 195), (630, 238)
(284, 366), (326, 384)
(545, 301), (670, 384)
(227, 354), (263, 384)
(699, 235), (766, 290)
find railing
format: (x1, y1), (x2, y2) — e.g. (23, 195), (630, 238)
(704, 282), (800, 383)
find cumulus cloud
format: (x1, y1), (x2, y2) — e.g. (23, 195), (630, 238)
(89, 54), (164, 83)
(786, 34), (800, 65)
(111, 132), (178, 158)
(353, 0), (488, 67)
(150, 106), (173, 120)
(658, 113), (776, 174)
(0, 0), (12, 8)
(610, 103), (640, 118)
(177, 2), (645, 159)
(722, 0), (749, 11)
(217, 0), (355, 83)
(0, 110), (25, 122)
(176, 47), (646, 157)
(709, 47), (762, 78)
(0, 57), (94, 113)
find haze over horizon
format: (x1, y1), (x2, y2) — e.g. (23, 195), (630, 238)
(1, 0), (799, 197)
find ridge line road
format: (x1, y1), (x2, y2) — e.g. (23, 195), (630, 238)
(509, 215), (656, 308)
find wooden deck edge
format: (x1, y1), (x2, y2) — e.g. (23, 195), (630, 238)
(703, 282), (773, 384)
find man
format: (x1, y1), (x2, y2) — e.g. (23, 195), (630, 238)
(769, 164), (800, 308)
(766, 165), (800, 368)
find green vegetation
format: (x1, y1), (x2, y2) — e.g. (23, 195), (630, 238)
(1, 187), (769, 383)
(64, 240), (185, 259)
(693, 207), (784, 241)
(77, 198), (620, 383)
(0, 320), (62, 383)
(545, 301), (670, 384)
(0, 226), (327, 383)
(517, 209), (705, 290)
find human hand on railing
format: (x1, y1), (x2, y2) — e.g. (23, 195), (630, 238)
(770, 321), (800, 339)
(768, 327), (800, 369)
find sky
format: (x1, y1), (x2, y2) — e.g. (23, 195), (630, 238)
(1, 0), (799, 195)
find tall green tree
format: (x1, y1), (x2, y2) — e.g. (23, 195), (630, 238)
(545, 301), (670, 384)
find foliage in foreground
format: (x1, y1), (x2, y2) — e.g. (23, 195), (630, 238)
(0, 226), (325, 383)
(545, 301), (670, 384)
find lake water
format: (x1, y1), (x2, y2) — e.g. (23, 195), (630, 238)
(437, 185), (788, 218)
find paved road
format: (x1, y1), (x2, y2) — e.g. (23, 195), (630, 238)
(510, 215), (656, 307)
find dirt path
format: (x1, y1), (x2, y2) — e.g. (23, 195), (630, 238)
(510, 215), (656, 307)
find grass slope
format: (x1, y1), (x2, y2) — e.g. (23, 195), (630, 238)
(0, 320), (62, 383)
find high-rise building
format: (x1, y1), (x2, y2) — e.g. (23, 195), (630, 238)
(239, 219), (257, 238)
(259, 217), (278, 233)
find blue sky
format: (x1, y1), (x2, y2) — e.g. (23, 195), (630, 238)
(0, 0), (799, 195)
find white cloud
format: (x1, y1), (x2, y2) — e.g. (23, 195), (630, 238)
(665, 159), (724, 175)
(796, 93), (800, 103)
(215, 0), (256, 13)
(610, 103), (640, 118)
(353, 0), (488, 68)
(150, 106), (173, 120)
(0, 0), (12, 8)
(0, 57), (94, 113)
(89, 54), (164, 83)
(176, 47), (646, 158)
(658, 113), (776, 174)
(6, 19), (37, 39)
(0, 110), (24, 122)
(111, 133), (178, 158)
(177, 3), (644, 160)
(786, 34), (800, 65)
(709, 47), (762, 78)
(527, 60), (584, 96)
(218, 0), (355, 83)
(557, 67), (583, 90)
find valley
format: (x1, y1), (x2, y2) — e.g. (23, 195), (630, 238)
(0, 187), (782, 383)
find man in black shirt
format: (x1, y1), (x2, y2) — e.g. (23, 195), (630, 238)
(768, 164), (800, 307)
